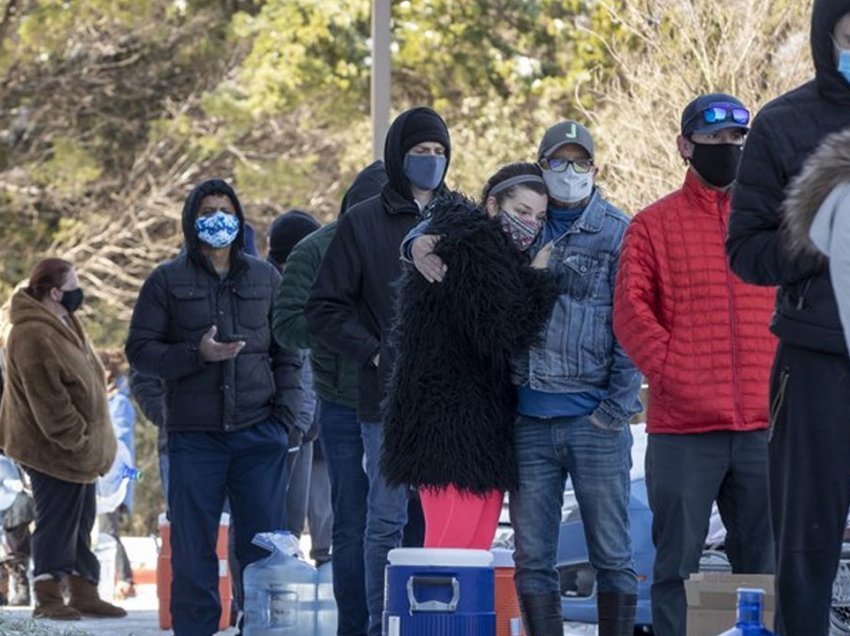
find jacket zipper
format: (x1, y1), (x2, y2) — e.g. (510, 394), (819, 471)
(719, 198), (744, 428)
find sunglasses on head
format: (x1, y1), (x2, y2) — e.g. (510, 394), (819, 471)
(700, 102), (750, 126)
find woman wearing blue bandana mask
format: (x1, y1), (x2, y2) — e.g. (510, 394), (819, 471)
(382, 163), (559, 551)
(126, 179), (303, 636)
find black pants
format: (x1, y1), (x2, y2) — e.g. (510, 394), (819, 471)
(769, 342), (850, 636)
(27, 468), (99, 584)
(646, 430), (774, 636)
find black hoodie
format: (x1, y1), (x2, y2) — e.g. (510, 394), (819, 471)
(126, 179), (303, 433)
(727, 0), (850, 354)
(305, 108), (452, 422)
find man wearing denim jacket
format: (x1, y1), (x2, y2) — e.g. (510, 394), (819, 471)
(405, 121), (642, 636)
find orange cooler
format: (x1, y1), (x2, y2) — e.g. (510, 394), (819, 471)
(157, 512), (232, 631)
(492, 548), (525, 636)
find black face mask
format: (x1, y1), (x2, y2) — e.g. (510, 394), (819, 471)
(60, 288), (84, 313)
(689, 142), (743, 189)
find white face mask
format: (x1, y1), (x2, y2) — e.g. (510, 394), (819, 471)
(542, 166), (594, 205)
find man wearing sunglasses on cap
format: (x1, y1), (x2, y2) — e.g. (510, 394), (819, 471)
(613, 93), (777, 636)
(726, 1), (850, 634)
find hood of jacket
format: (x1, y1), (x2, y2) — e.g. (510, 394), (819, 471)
(339, 160), (388, 217)
(9, 288), (86, 347)
(784, 126), (850, 255)
(383, 107), (452, 204)
(180, 178), (246, 256)
(813, 0), (850, 104)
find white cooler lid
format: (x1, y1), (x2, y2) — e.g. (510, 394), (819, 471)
(490, 548), (515, 568)
(388, 548), (493, 568)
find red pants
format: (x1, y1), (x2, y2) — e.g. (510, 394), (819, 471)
(419, 486), (503, 549)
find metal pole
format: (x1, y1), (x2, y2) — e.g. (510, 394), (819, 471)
(371, 0), (391, 161)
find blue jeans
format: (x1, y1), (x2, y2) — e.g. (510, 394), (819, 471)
(318, 399), (369, 636)
(510, 414), (636, 597)
(361, 420), (409, 636)
(167, 419), (287, 636)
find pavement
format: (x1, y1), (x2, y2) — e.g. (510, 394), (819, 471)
(0, 534), (600, 635)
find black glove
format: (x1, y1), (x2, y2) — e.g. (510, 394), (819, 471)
(287, 427), (304, 453)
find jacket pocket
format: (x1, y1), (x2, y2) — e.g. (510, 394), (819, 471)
(559, 253), (604, 302)
(170, 285), (211, 331)
(234, 285), (271, 329)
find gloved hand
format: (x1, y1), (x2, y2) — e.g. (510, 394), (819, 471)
(304, 415), (320, 444)
(287, 427), (304, 454)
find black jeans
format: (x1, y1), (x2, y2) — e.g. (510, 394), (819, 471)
(646, 430), (774, 636)
(769, 341), (850, 636)
(27, 468), (99, 584)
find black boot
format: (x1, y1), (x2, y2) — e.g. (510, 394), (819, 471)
(597, 592), (637, 636)
(519, 591), (563, 636)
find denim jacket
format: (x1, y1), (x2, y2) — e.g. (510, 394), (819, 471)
(400, 190), (643, 430)
(512, 191), (643, 429)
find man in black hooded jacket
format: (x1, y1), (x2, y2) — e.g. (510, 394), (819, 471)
(726, 2), (850, 633)
(306, 107), (451, 636)
(126, 179), (302, 636)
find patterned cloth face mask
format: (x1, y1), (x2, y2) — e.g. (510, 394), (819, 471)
(195, 210), (240, 248)
(499, 209), (542, 251)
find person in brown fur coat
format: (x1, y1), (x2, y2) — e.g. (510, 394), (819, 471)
(0, 258), (125, 621)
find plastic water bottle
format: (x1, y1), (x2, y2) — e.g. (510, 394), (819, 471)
(316, 562), (337, 636)
(243, 531), (318, 635)
(717, 588), (775, 635)
(96, 442), (140, 514)
(0, 456), (23, 512)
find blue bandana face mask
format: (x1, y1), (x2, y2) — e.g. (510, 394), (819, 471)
(403, 154), (447, 191)
(195, 210), (240, 248)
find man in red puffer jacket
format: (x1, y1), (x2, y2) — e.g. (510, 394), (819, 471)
(613, 93), (777, 636)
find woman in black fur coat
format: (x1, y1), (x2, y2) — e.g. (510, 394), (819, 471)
(382, 163), (560, 549)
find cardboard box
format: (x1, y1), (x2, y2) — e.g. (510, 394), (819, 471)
(685, 573), (775, 636)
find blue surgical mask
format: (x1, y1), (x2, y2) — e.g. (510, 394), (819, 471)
(403, 154), (447, 191)
(839, 46), (850, 85)
(195, 210), (240, 248)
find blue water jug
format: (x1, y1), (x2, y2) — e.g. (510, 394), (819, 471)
(243, 531), (318, 636)
(96, 441), (140, 514)
(316, 561), (337, 636)
(717, 588), (775, 635)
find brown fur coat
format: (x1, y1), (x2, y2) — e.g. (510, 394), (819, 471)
(0, 289), (116, 483)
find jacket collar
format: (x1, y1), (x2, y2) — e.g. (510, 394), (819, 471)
(567, 189), (606, 234)
(682, 169), (729, 214)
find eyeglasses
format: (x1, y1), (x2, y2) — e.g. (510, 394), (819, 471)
(700, 102), (750, 126)
(539, 157), (594, 174)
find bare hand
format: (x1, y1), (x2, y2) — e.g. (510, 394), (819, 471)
(531, 242), (554, 270)
(412, 235), (447, 283)
(198, 325), (245, 362)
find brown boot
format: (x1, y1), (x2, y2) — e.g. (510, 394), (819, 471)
(67, 574), (127, 618)
(32, 578), (81, 620)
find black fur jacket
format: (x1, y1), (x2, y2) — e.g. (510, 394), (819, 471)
(381, 193), (559, 494)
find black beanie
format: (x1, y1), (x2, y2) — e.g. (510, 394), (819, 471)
(267, 210), (320, 265)
(400, 108), (451, 157)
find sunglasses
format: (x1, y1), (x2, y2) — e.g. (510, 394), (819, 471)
(539, 157), (594, 174)
(700, 102), (750, 126)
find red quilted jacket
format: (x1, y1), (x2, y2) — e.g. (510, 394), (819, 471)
(613, 171), (777, 434)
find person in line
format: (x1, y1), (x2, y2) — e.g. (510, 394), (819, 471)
(0, 258), (125, 620)
(126, 179), (302, 636)
(613, 93), (776, 636)
(726, 2), (850, 632)
(97, 349), (138, 601)
(408, 120), (642, 636)
(306, 107), (451, 636)
(382, 164), (558, 550)
(273, 161), (386, 635)
(784, 126), (850, 352)
(266, 209), (328, 561)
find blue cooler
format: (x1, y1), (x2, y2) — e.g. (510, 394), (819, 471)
(383, 548), (495, 636)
